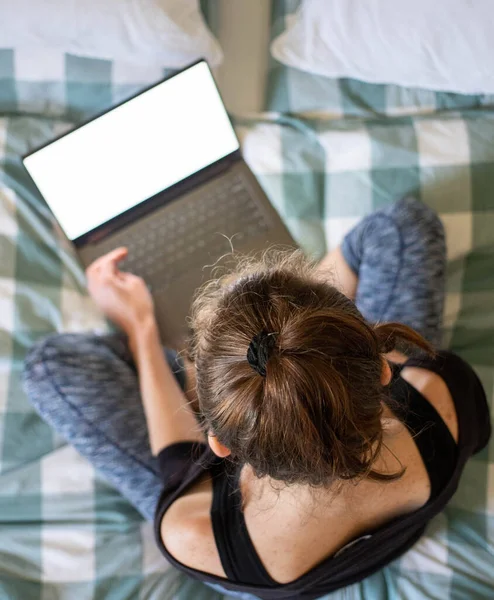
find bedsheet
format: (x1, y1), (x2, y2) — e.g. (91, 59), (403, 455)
(1, 105), (493, 598)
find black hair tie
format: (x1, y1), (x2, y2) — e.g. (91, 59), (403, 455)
(247, 331), (277, 377)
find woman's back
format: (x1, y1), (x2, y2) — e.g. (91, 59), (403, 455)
(159, 359), (459, 585)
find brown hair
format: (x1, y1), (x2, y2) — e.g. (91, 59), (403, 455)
(188, 249), (433, 489)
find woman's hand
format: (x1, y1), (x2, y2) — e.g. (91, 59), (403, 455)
(86, 247), (155, 339)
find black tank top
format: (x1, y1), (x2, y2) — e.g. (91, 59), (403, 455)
(154, 351), (491, 600)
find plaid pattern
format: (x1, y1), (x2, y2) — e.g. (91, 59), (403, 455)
(266, 0), (494, 118)
(2, 107), (493, 599)
(0, 47), (175, 121)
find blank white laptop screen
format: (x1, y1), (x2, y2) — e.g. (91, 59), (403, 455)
(23, 62), (240, 241)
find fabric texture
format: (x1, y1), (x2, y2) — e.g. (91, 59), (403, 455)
(271, 0), (494, 95)
(22, 332), (185, 521)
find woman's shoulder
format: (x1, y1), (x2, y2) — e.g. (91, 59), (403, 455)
(400, 363), (459, 443)
(399, 348), (490, 451)
(388, 349), (459, 443)
(160, 472), (228, 578)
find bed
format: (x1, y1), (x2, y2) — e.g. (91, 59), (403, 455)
(1, 1), (493, 599)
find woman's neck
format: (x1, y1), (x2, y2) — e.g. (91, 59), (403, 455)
(238, 405), (406, 520)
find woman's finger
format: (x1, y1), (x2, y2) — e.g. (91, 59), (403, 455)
(88, 247), (128, 278)
(102, 247), (129, 277)
(101, 247), (128, 267)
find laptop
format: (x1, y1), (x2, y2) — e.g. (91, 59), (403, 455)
(22, 60), (296, 346)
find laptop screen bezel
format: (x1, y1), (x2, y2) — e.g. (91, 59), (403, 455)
(22, 59), (242, 247)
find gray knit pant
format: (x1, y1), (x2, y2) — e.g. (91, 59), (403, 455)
(341, 196), (446, 347)
(22, 197), (445, 599)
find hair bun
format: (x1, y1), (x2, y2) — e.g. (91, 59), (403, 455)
(247, 331), (277, 377)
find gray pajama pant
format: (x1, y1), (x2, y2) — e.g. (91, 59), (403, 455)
(22, 197), (446, 599)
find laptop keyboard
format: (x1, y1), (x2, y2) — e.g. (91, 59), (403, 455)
(94, 169), (271, 290)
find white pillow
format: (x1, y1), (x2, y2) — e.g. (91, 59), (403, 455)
(1, 0), (222, 68)
(271, 0), (494, 94)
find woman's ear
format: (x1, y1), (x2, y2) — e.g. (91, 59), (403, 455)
(381, 358), (392, 386)
(208, 433), (231, 458)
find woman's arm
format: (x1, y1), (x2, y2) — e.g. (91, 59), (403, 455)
(130, 317), (205, 455)
(316, 246), (358, 300)
(86, 247), (205, 457)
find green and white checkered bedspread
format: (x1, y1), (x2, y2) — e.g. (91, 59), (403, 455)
(1, 37), (493, 600)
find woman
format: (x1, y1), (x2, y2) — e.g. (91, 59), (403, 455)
(23, 197), (491, 600)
